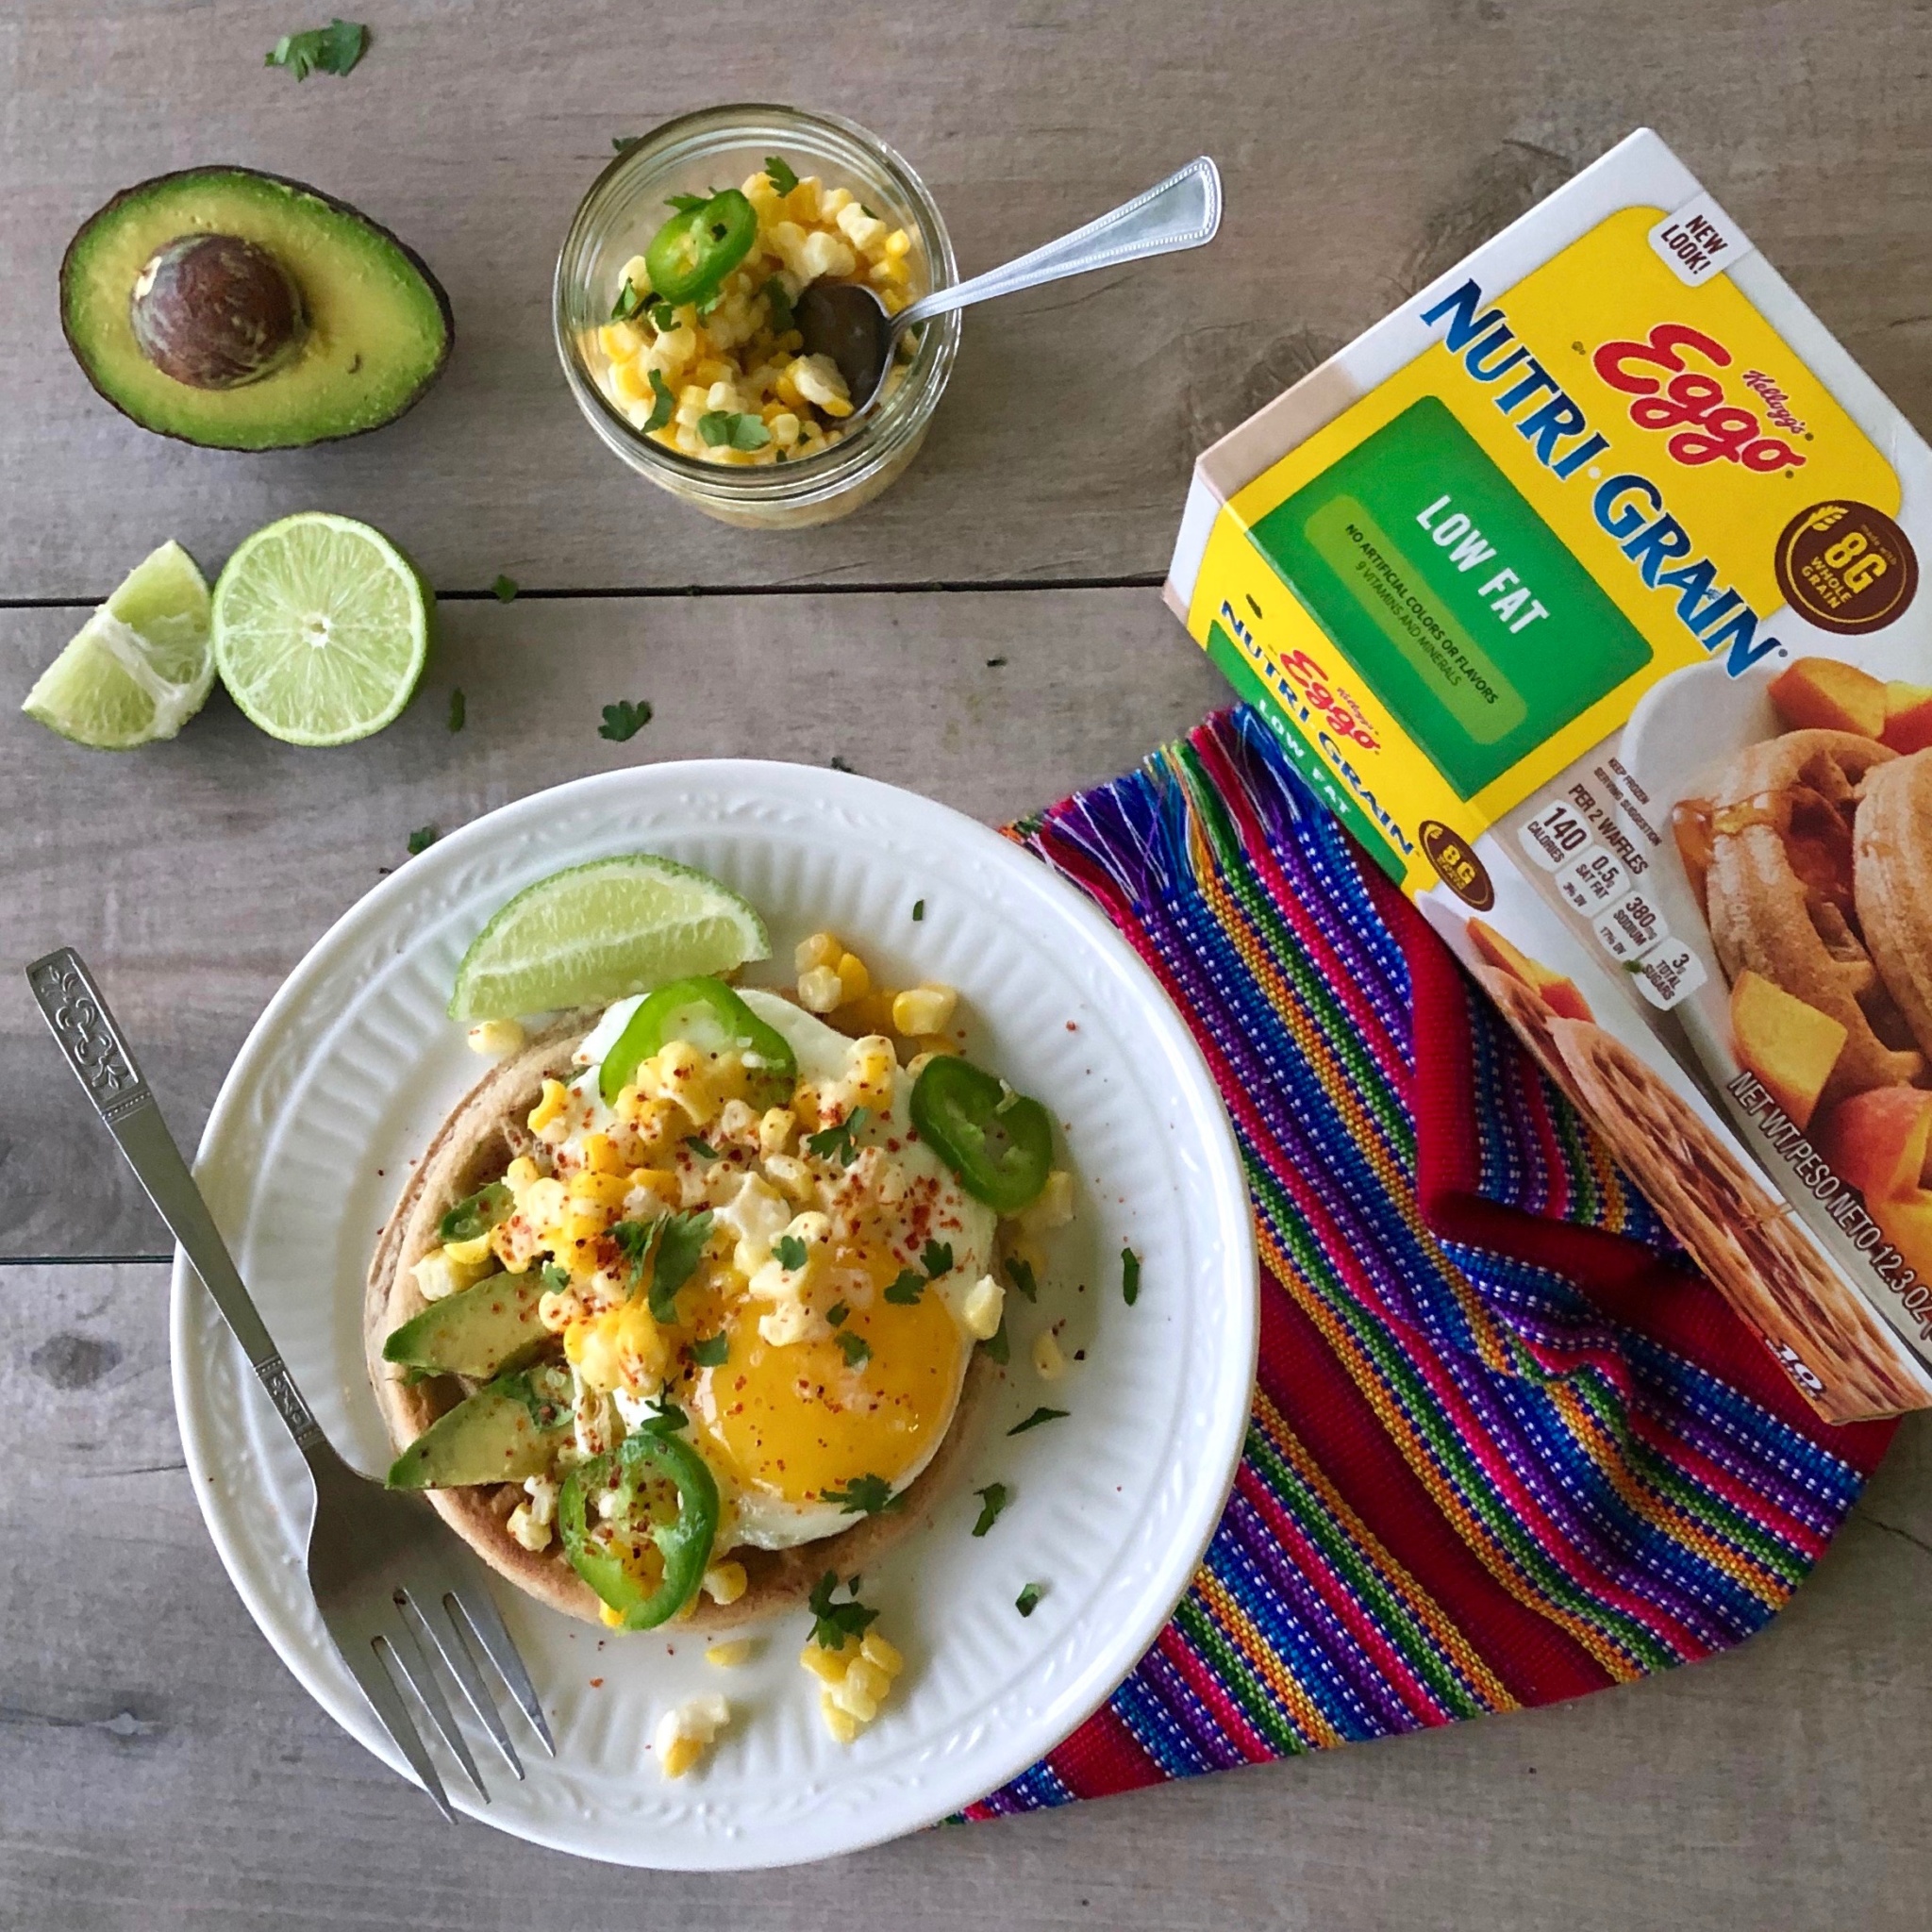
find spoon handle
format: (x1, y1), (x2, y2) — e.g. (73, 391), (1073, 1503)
(895, 156), (1222, 331)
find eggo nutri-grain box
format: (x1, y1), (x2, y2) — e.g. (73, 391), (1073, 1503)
(1167, 127), (1932, 1423)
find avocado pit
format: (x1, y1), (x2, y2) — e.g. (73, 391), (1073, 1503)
(129, 233), (306, 390)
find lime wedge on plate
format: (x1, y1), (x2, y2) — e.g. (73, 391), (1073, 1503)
(212, 511), (430, 745)
(22, 540), (212, 749)
(449, 855), (771, 1022)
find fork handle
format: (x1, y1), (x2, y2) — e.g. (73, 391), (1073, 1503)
(27, 948), (325, 1455)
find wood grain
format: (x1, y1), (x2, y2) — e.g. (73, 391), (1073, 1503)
(0, 588), (1225, 1256)
(6, 1), (1932, 597)
(5, 1263), (1929, 1931)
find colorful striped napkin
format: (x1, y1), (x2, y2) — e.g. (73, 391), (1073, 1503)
(968, 705), (1894, 1815)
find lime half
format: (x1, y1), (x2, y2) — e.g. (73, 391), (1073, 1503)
(212, 511), (430, 745)
(450, 855), (771, 1022)
(23, 541), (212, 749)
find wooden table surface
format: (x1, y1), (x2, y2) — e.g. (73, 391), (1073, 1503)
(6, 4), (1932, 1924)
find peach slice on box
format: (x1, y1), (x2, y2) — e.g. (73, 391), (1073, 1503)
(1816, 1085), (1932, 1198)
(1882, 681), (1932, 756)
(1467, 918), (1593, 1024)
(1768, 658), (1887, 740)
(1728, 968), (1847, 1129)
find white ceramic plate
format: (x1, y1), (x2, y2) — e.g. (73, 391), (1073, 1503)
(170, 759), (1257, 1870)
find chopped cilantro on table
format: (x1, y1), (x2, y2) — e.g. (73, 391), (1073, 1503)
(599, 698), (653, 742)
(762, 155), (800, 196)
(970, 1483), (1009, 1537)
(612, 134), (643, 154)
(697, 409), (772, 451)
(838, 1330), (873, 1369)
(446, 688), (466, 733)
(883, 1268), (925, 1307)
(823, 1472), (901, 1516)
(1121, 1245), (1141, 1307)
(406, 825), (437, 856)
(1005, 1255), (1038, 1302)
(1008, 1406), (1069, 1437)
(912, 899), (925, 922)
(1015, 1582), (1042, 1618)
(921, 1239), (954, 1279)
(772, 1233), (808, 1271)
(689, 1332), (729, 1368)
(265, 17), (366, 80)
(491, 573), (519, 602)
(807, 1108), (867, 1166)
(808, 1571), (879, 1651)
(829, 756), (856, 773)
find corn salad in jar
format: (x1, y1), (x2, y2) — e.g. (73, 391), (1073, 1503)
(594, 158), (924, 467)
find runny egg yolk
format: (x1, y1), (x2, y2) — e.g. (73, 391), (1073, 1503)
(691, 1245), (968, 1504)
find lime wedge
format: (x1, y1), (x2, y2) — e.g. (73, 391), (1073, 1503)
(449, 855), (772, 1022)
(211, 511), (430, 745)
(22, 541), (212, 749)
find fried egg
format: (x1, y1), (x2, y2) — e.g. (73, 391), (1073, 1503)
(555, 989), (996, 1552)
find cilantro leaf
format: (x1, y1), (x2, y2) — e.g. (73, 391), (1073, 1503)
(690, 1332), (729, 1368)
(826, 1301), (848, 1327)
(830, 755), (856, 773)
(265, 17), (366, 80)
(643, 367), (676, 433)
(610, 277), (648, 325)
(971, 1483), (1008, 1537)
(883, 1268), (925, 1306)
(491, 573), (519, 602)
(762, 275), (795, 335)
(807, 1108), (867, 1166)
(406, 825), (437, 857)
(648, 301), (676, 332)
(921, 1239), (954, 1280)
(763, 154), (800, 196)
(822, 1473), (902, 1516)
(647, 1209), (713, 1324)
(838, 1329), (873, 1369)
(1008, 1406), (1069, 1437)
(540, 1262), (572, 1294)
(684, 1136), (718, 1161)
(446, 688), (466, 733)
(808, 1571), (880, 1652)
(1015, 1582), (1042, 1618)
(635, 1400), (689, 1435)
(1122, 1246), (1141, 1307)
(697, 409), (772, 452)
(912, 899), (925, 921)
(1006, 1255), (1039, 1302)
(982, 1313), (1010, 1364)
(772, 1233), (808, 1271)
(667, 192), (709, 214)
(612, 134), (643, 154)
(599, 699), (653, 742)
(608, 1217), (658, 1287)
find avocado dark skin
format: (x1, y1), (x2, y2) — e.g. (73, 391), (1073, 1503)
(129, 233), (307, 389)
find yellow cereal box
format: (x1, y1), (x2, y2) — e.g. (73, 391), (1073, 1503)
(1168, 127), (1932, 1421)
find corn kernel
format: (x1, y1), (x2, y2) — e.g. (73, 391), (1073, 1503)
(659, 1734), (703, 1779)
(758, 1108), (796, 1158)
(706, 1640), (753, 1668)
(770, 410), (801, 447)
(505, 1154), (541, 1190)
(467, 1018), (525, 1058)
(800, 1641), (847, 1683)
(860, 1631), (903, 1676)
(610, 358), (654, 405)
(960, 1273), (1005, 1340)
(845, 1657), (890, 1702)
(1020, 1168), (1075, 1233)
(442, 1232), (493, 1269)
(834, 952), (871, 1003)
(798, 964), (843, 1013)
(703, 1559), (748, 1606)
(599, 319), (646, 358)
(763, 1153), (815, 1202)
(891, 984), (958, 1035)
(580, 1131), (626, 1175)
(506, 1502), (551, 1551)
(599, 1602), (625, 1629)
(528, 1078), (569, 1133)
(885, 227), (911, 258)
(828, 1674), (879, 1723)
(819, 1693), (859, 1744)
(795, 931), (842, 972)
(567, 1170), (632, 1211)
(1033, 1328), (1067, 1380)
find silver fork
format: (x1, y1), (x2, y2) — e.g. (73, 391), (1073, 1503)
(27, 946), (554, 1819)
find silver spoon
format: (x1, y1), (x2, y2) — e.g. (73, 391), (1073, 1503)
(797, 156), (1222, 417)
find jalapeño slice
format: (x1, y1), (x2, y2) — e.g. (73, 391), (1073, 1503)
(909, 1055), (1054, 1213)
(558, 1425), (719, 1629)
(643, 189), (758, 306)
(599, 975), (796, 1104)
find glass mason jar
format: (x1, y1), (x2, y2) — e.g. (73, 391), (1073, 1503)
(554, 104), (959, 529)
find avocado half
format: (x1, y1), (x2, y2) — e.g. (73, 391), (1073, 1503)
(60, 166), (453, 450)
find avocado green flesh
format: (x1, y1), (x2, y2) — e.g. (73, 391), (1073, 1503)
(382, 1271), (547, 1380)
(62, 168), (450, 450)
(387, 1376), (568, 1490)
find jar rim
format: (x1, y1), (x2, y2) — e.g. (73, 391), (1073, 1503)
(552, 103), (958, 508)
